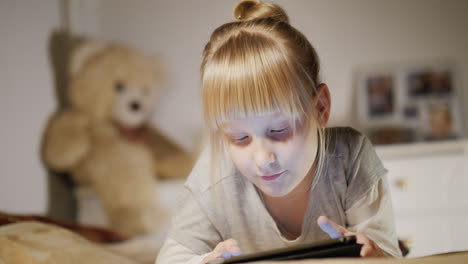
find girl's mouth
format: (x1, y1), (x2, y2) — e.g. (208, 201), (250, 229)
(261, 171), (285, 181)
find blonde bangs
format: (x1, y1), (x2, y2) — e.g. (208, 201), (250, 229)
(202, 33), (314, 132)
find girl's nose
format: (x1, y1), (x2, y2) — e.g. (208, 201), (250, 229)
(253, 141), (276, 172)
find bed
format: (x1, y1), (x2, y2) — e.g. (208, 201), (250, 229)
(1, 179), (467, 264)
(1, 220), (467, 264)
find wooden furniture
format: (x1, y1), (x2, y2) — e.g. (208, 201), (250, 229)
(376, 140), (468, 257)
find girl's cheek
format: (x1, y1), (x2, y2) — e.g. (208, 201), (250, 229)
(229, 145), (249, 166)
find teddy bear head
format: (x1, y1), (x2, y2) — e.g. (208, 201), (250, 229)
(68, 42), (163, 128)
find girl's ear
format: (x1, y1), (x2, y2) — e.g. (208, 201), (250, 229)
(314, 83), (331, 127)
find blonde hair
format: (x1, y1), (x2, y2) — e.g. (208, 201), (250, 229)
(201, 0), (327, 188)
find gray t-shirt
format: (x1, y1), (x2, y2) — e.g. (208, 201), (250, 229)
(161, 127), (398, 261)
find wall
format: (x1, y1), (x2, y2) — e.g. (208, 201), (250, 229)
(0, 0), (61, 214)
(0, 0), (467, 214)
(89, 0), (468, 145)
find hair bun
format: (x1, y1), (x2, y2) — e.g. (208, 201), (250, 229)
(233, 0), (289, 23)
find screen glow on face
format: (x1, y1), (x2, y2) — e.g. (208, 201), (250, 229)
(222, 113), (318, 197)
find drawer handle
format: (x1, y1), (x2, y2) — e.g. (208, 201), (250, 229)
(402, 238), (414, 248)
(394, 178), (409, 190)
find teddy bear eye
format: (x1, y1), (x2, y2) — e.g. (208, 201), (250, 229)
(115, 82), (125, 93)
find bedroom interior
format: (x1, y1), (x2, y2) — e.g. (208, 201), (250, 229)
(0, 0), (467, 263)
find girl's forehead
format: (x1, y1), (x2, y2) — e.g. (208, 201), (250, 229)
(221, 112), (291, 130)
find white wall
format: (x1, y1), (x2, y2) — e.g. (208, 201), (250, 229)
(87, 0), (468, 146)
(0, 0), (61, 214)
(0, 0), (467, 214)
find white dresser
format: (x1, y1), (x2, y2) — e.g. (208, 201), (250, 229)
(376, 140), (468, 257)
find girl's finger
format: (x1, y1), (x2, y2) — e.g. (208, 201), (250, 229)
(355, 233), (370, 245)
(224, 239), (242, 255)
(360, 243), (374, 257)
(354, 233), (383, 257)
(215, 239), (242, 259)
(317, 216), (346, 239)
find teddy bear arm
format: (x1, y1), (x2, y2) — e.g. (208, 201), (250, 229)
(145, 126), (183, 156)
(155, 153), (195, 180)
(42, 110), (91, 171)
(145, 126), (196, 179)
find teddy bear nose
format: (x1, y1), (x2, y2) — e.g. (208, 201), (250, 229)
(130, 101), (141, 112)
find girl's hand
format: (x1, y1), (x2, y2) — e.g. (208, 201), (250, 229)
(202, 239), (242, 264)
(317, 216), (385, 257)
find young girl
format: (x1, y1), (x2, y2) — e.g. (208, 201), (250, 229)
(156, 1), (401, 263)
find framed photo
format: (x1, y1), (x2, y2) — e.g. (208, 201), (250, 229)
(367, 74), (395, 118)
(355, 60), (464, 145)
(407, 70), (452, 97)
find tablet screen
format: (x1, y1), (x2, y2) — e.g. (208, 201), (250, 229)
(209, 236), (361, 264)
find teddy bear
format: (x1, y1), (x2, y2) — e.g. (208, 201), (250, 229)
(42, 40), (195, 237)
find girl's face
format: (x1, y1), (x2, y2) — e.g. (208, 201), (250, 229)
(222, 113), (318, 197)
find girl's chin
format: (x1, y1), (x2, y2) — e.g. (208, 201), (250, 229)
(259, 185), (293, 197)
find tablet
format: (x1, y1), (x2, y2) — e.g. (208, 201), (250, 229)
(209, 236), (361, 264)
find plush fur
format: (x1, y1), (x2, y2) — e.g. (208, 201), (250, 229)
(42, 41), (194, 236)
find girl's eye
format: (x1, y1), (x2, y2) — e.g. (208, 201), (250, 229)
(269, 126), (292, 140)
(227, 135), (250, 146)
(270, 126), (291, 134)
(234, 135), (249, 142)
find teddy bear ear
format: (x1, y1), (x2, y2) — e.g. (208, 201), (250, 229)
(70, 40), (108, 77)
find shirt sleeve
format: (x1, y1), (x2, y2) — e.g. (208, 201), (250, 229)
(344, 131), (387, 209)
(155, 238), (211, 264)
(157, 190), (222, 264)
(345, 175), (402, 257)
(156, 147), (226, 263)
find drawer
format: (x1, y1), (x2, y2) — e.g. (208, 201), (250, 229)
(395, 214), (451, 257)
(448, 213), (468, 252)
(446, 158), (468, 209)
(384, 154), (466, 211)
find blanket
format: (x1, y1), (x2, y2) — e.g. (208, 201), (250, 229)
(0, 212), (164, 264)
(0, 221), (138, 264)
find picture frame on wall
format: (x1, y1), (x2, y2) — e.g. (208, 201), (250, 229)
(355, 60), (464, 145)
(367, 74), (395, 119)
